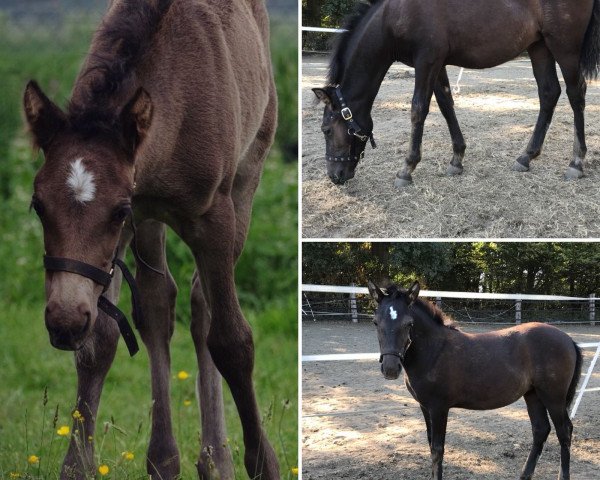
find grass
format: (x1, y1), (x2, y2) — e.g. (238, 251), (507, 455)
(0, 10), (298, 480)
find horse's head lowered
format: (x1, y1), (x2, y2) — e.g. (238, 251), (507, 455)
(313, 86), (375, 185)
(24, 81), (152, 351)
(368, 280), (419, 380)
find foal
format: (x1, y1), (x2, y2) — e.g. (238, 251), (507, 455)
(368, 281), (583, 480)
(24, 0), (278, 478)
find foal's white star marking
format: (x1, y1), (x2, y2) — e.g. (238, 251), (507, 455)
(67, 158), (96, 203)
(389, 306), (398, 320)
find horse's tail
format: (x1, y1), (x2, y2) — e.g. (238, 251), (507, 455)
(566, 341), (583, 409)
(581, 0), (600, 79)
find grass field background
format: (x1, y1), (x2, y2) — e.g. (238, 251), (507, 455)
(0, 9), (298, 479)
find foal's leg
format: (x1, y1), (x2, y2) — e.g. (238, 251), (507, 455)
(190, 272), (234, 479)
(395, 60), (442, 187)
(134, 220), (180, 478)
(183, 196), (279, 480)
(420, 405), (432, 447)
(428, 407), (449, 480)
(513, 42), (561, 172)
(559, 62), (587, 180)
(546, 404), (573, 480)
(433, 67), (466, 176)
(520, 391), (551, 480)
(61, 235), (130, 479)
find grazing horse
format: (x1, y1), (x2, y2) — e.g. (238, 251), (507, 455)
(23, 0), (278, 478)
(367, 281), (583, 480)
(313, 0), (600, 186)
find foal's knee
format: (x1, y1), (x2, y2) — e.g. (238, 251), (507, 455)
(533, 422), (551, 444)
(411, 100), (430, 125)
(207, 317), (254, 378)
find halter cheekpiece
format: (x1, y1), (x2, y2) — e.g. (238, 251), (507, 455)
(326, 86), (377, 163)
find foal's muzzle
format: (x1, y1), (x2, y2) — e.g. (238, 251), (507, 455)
(45, 298), (92, 351)
(380, 352), (403, 380)
(327, 160), (357, 185)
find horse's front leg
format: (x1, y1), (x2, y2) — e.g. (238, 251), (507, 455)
(182, 195), (279, 480)
(428, 407), (449, 480)
(61, 312), (120, 479)
(433, 67), (466, 176)
(395, 60), (441, 188)
(134, 220), (180, 478)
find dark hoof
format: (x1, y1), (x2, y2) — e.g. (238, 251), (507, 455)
(512, 158), (530, 172)
(394, 173), (413, 188)
(565, 166), (583, 180)
(447, 163), (463, 176)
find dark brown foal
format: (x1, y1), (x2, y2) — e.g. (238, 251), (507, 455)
(368, 281), (583, 480)
(24, 0), (278, 478)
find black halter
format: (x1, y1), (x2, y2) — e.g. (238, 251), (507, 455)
(326, 86), (377, 163)
(43, 254), (141, 356)
(378, 321), (413, 364)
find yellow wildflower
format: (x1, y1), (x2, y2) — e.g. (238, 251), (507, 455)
(122, 451), (134, 461)
(177, 370), (189, 380)
(183, 399), (192, 407)
(291, 466), (299, 475)
(9, 472), (21, 478)
(72, 410), (84, 422)
(56, 425), (70, 436)
(27, 455), (40, 465)
(88, 435), (94, 443)
(98, 464), (110, 476)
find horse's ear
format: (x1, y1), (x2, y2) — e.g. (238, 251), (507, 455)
(408, 281), (420, 304)
(121, 88), (153, 158)
(367, 280), (386, 303)
(313, 87), (332, 105)
(23, 80), (66, 151)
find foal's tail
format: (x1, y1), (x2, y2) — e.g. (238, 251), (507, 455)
(566, 341), (584, 408)
(581, 0), (600, 79)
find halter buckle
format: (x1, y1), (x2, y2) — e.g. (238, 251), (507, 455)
(341, 107), (353, 121)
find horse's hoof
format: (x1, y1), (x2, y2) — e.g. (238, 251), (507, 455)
(512, 158), (530, 172)
(565, 166), (583, 180)
(447, 164), (463, 176)
(394, 174), (413, 188)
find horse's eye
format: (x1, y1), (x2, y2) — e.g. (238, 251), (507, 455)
(322, 126), (332, 136)
(111, 204), (132, 224)
(30, 196), (44, 217)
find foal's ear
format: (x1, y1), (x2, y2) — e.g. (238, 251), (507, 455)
(408, 281), (420, 304)
(367, 280), (386, 303)
(23, 80), (67, 151)
(313, 87), (332, 105)
(121, 88), (153, 158)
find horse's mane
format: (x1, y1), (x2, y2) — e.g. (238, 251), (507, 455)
(386, 284), (458, 330)
(67, 0), (173, 136)
(327, 0), (383, 85)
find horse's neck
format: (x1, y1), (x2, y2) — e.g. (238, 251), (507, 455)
(339, 7), (393, 127)
(404, 313), (450, 372)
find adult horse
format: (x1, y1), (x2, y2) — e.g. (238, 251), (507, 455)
(313, 0), (600, 186)
(23, 0), (278, 478)
(367, 281), (583, 480)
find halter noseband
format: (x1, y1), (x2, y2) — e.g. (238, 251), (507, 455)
(326, 86), (377, 163)
(43, 254), (141, 356)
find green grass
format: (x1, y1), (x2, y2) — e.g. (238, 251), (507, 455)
(0, 11), (298, 480)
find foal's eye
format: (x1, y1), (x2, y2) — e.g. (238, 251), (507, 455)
(30, 196), (44, 217)
(111, 204), (131, 224)
(321, 126), (332, 137)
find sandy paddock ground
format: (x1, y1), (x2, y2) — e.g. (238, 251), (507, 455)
(302, 55), (600, 238)
(302, 321), (600, 479)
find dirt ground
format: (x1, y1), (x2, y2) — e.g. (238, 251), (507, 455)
(302, 55), (600, 238)
(302, 321), (600, 479)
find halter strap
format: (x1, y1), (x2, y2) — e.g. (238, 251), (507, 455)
(43, 255), (140, 356)
(326, 86), (377, 163)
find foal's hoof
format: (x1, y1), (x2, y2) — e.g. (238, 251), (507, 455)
(565, 166), (583, 180)
(512, 156), (530, 172)
(447, 163), (463, 176)
(394, 173), (413, 188)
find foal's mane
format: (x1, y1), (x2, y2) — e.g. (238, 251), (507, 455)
(68, 0), (173, 136)
(386, 284), (458, 330)
(327, 0), (383, 85)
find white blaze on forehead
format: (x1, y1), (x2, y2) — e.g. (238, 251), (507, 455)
(389, 306), (397, 320)
(67, 158), (96, 203)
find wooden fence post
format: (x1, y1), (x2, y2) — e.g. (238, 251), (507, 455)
(350, 283), (358, 323)
(590, 294), (596, 326)
(436, 296), (442, 308)
(515, 299), (521, 324)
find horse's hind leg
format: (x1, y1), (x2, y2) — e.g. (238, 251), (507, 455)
(433, 67), (466, 176)
(520, 391), (551, 480)
(395, 60), (442, 187)
(60, 234), (130, 479)
(190, 272), (234, 479)
(513, 42), (561, 172)
(133, 220), (180, 479)
(547, 404), (573, 480)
